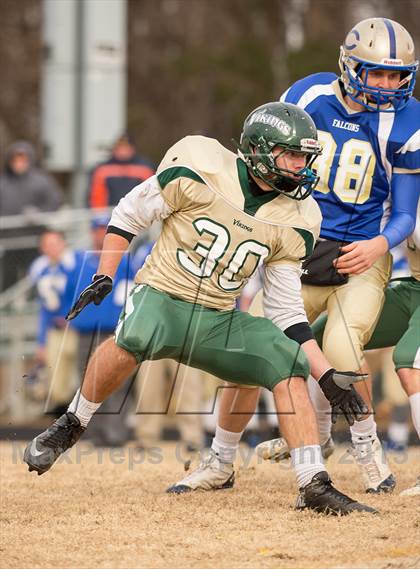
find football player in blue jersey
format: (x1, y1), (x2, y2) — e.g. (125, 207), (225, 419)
(274, 17), (419, 493)
(170, 18), (419, 496)
(29, 229), (80, 411)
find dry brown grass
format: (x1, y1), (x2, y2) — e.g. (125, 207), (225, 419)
(0, 441), (419, 569)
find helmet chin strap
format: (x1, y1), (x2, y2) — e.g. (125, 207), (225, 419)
(262, 171), (314, 200)
(233, 136), (319, 200)
(278, 176), (299, 194)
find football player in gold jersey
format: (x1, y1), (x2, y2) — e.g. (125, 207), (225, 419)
(24, 102), (376, 514)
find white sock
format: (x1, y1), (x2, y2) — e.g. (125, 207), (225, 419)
(350, 414), (377, 444)
(211, 425), (243, 463)
(388, 422), (409, 445)
(409, 392), (420, 439)
(290, 445), (326, 489)
(67, 389), (102, 428)
(307, 376), (332, 445)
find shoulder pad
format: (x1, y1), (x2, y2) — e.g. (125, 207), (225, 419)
(395, 97), (420, 127)
(281, 73), (338, 102)
(157, 136), (228, 175)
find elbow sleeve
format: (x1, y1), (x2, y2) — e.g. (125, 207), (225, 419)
(382, 213), (416, 249)
(284, 322), (314, 345)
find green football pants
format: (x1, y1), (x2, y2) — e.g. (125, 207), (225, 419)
(115, 284), (310, 390)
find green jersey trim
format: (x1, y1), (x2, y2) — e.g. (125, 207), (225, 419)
(157, 166), (206, 189)
(236, 158), (279, 216)
(293, 228), (315, 259)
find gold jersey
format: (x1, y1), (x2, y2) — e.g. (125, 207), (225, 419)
(136, 136), (322, 310)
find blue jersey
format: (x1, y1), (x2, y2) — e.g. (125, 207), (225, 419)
(29, 250), (79, 346)
(132, 241), (155, 273)
(69, 250), (135, 334)
(281, 73), (420, 242)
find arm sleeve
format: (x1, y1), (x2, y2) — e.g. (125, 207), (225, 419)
(262, 263), (309, 331)
(283, 322), (314, 345)
(109, 175), (173, 236)
(381, 173), (420, 249)
(106, 225), (135, 242)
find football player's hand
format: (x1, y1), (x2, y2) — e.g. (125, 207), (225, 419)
(318, 369), (369, 426)
(334, 236), (388, 275)
(66, 274), (113, 321)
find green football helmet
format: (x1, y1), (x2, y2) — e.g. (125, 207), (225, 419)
(238, 102), (322, 200)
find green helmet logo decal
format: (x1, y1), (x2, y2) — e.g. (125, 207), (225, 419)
(248, 110), (292, 137)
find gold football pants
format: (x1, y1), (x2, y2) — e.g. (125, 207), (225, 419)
(250, 253), (392, 372)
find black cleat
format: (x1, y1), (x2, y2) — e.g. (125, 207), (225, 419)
(24, 412), (85, 475)
(296, 471), (378, 515)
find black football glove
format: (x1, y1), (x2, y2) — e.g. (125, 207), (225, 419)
(66, 274), (113, 321)
(318, 368), (369, 426)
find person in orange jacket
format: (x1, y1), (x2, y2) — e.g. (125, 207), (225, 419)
(88, 133), (155, 209)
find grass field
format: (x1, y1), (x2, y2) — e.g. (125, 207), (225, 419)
(1, 440), (419, 569)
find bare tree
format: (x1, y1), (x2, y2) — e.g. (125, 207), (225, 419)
(0, 0), (42, 160)
(127, 0), (288, 161)
(1, 0), (417, 169)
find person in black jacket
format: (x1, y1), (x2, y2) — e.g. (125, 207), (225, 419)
(0, 141), (63, 290)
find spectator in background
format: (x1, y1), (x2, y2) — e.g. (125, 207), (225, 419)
(29, 229), (79, 414)
(69, 214), (136, 446)
(1, 141), (63, 216)
(0, 141), (64, 290)
(88, 133), (155, 209)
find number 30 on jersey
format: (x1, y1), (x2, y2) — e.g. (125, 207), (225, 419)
(177, 218), (270, 291)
